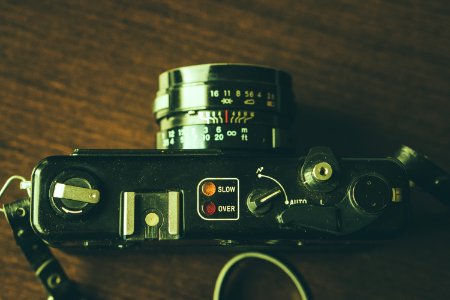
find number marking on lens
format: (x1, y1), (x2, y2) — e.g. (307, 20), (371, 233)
(154, 64), (293, 150)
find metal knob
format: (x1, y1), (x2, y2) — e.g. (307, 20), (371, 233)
(50, 172), (100, 216)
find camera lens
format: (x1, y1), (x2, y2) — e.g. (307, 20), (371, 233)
(153, 63), (294, 150)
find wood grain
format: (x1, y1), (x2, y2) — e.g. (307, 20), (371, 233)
(0, 1), (449, 299)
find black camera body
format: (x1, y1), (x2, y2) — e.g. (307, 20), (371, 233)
(31, 147), (410, 248)
(28, 64), (416, 249)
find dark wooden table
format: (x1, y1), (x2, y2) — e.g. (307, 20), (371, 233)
(1, 1), (449, 299)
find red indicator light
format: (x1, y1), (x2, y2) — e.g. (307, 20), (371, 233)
(203, 201), (216, 216)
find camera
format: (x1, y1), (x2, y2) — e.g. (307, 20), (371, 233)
(30, 64), (412, 248)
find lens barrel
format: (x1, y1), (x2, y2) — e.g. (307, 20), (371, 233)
(153, 63), (294, 150)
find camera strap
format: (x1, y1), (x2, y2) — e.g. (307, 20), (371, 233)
(2, 200), (310, 300)
(394, 145), (450, 205)
(1, 176), (86, 300)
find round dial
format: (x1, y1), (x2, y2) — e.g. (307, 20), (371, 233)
(49, 170), (100, 217)
(350, 174), (391, 214)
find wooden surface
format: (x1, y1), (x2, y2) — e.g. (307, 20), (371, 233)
(1, 1), (449, 299)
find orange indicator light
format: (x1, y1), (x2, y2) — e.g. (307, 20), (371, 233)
(202, 181), (216, 197)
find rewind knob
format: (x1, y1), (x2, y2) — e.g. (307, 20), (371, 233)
(50, 171), (100, 216)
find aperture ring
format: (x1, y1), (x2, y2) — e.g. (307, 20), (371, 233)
(153, 82), (288, 120)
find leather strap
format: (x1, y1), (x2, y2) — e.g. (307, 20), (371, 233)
(3, 198), (86, 300)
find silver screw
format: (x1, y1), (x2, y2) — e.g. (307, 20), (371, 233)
(145, 212), (160, 227)
(312, 162), (333, 181)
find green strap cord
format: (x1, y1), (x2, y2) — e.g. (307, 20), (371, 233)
(213, 252), (310, 300)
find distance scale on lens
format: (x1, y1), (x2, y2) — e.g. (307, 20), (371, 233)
(157, 124), (281, 150)
(153, 64), (294, 150)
